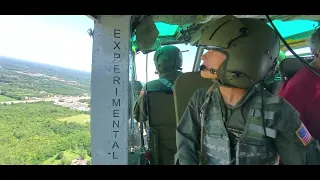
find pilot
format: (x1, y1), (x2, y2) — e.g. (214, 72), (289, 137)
(133, 45), (183, 123)
(279, 28), (320, 140)
(175, 16), (320, 165)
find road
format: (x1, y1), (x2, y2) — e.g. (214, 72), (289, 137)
(0, 96), (90, 105)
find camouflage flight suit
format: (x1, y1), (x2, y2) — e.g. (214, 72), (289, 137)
(133, 70), (183, 123)
(175, 82), (320, 165)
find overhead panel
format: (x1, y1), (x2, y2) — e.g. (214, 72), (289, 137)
(268, 20), (318, 39)
(132, 19), (319, 53)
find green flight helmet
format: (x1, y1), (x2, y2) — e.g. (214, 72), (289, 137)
(198, 15), (280, 89)
(153, 46), (183, 74)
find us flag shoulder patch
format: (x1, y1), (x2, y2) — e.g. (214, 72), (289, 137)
(296, 122), (312, 146)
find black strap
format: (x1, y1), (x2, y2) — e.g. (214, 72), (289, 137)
(159, 78), (174, 91)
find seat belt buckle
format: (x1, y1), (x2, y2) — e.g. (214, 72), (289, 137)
(250, 108), (261, 118)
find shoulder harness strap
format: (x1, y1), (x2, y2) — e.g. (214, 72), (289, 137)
(159, 77), (174, 91)
(241, 94), (280, 140)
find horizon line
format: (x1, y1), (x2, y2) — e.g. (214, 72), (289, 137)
(0, 55), (92, 73)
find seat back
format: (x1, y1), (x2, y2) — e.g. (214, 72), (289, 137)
(173, 72), (213, 124)
(279, 58), (305, 81)
(145, 90), (176, 165)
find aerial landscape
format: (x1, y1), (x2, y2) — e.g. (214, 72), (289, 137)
(0, 56), (92, 165)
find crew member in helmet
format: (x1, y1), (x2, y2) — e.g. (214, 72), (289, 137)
(134, 45), (183, 122)
(175, 16), (320, 165)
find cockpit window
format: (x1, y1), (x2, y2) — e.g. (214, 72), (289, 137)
(285, 47), (312, 58)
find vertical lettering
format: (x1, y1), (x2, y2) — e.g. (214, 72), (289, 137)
(102, 26), (125, 164)
(113, 152), (118, 159)
(114, 65), (120, 73)
(113, 76), (120, 84)
(113, 120), (119, 128)
(113, 110), (119, 117)
(114, 53), (120, 62)
(114, 41), (120, 50)
(114, 29), (120, 38)
(112, 141), (120, 149)
(113, 130), (119, 138)
(112, 99), (120, 106)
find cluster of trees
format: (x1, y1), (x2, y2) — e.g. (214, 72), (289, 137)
(0, 73), (90, 98)
(0, 57), (93, 165)
(79, 99), (90, 104)
(0, 92), (23, 100)
(79, 99), (90, 107)
(0, 102), (91, 165)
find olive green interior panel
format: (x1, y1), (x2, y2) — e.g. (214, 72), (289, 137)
(174, 72), (213, 125)
(279, 58), (305, 80)
(146, 91), (176, 165)
(270, 57), (311, 95)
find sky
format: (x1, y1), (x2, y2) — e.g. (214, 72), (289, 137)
(0, 15), (198, 82)
(0, 15), (94, 72)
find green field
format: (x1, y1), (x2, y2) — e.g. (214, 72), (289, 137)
(0, 102), (91, 165)
(58, 114), (90, 125)
(42, 149), (91, 165)
(0, 95), (16, 102)
(0, 57), (92, 165)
